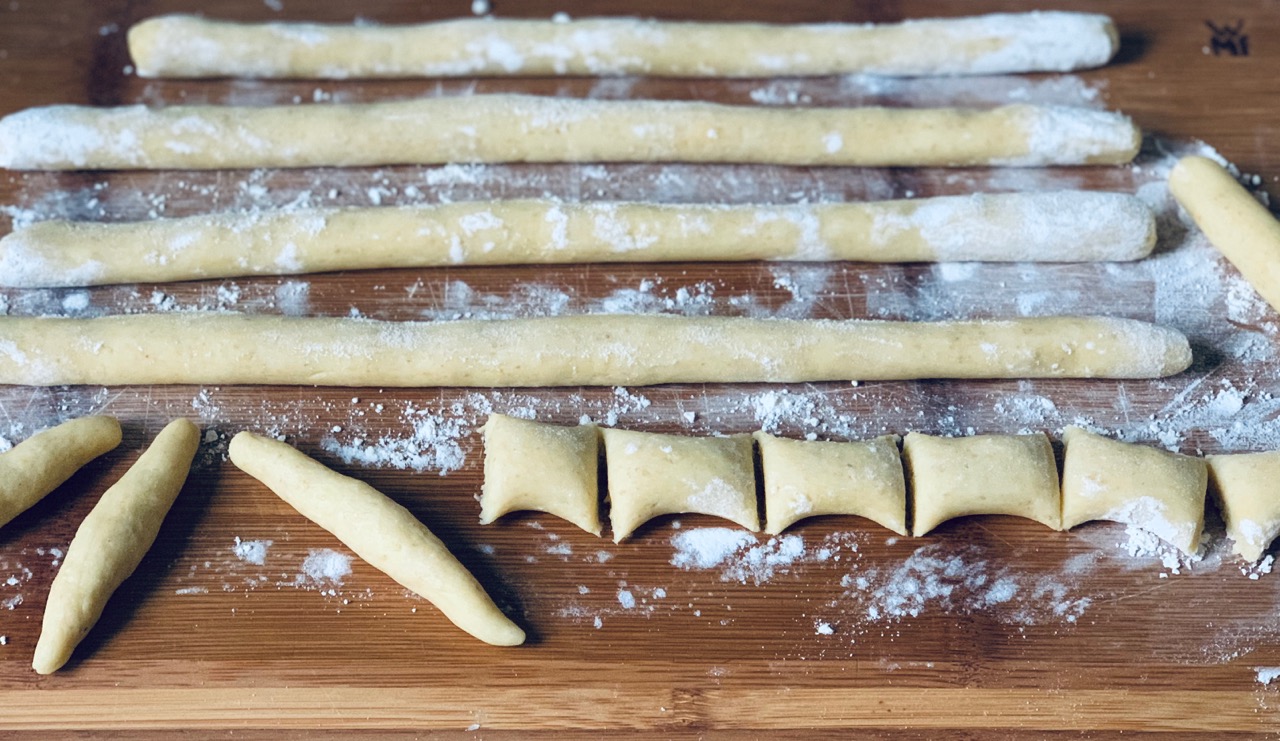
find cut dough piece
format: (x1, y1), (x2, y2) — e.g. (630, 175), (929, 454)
(0, 314), (1193, 387)
(0, 416), (121, 529)
(1061, 426), (1207, 554)
(32, 419), (199, 674)
(479, 414), (601, 536)
(1169, 155), (1280, 315)
(0, 193), (1157, 287)
(129, 13), (1118, 79)
(602, 429), (757, 542)
(754, 432), (906, 536)
(1207, 451), (1280, 562)
(905, 432), (1060, 536)
(0, 96), (1141, 170)
(227, 431), (524, 646)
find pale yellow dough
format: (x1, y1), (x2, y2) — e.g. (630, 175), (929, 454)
(0, 193), (1156, 287)
(32, 418), (199, 674)
(128, 13), (1117, 78)
(1207, 451), (1280, 562)
(1169, 155), (1280, 315)
(479, 414), (601, 536)
(602, 429), (757, 542)
(1060, 426), (1207, 554)
(905, 432), (1060, 536)
(0, 314), (1192, 387)
(0, 416), (121, 530)
(0, 96), (1140, 171)
(227, 431), (524, 646)
(754, 432), (906, 536)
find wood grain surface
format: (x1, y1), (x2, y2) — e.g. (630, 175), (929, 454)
(2, 1), (1280, 737)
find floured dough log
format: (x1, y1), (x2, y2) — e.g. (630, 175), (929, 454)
(754, 432), (906, 536)
(228, 431), (525, 646)
(0, 193), (1157, 287)
(0, 96), (1141, 171)
(1060, 426), (1207, 554)
(479, 414), (601, 536)
(32, 419), (199, 674)
(1169, 155), (1280, 315)
(0, 314), (1192, 387)
(602, 429), (757, 542)
(129, 13), (1118, 79)
(0, 416), (121, 530)
(1207, 451), (1280, 562)
(905, 432), (1060, 536)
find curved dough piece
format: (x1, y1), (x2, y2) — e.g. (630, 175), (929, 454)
(129, 13), (1117, 79)
(479, 414), (601, 536)
(0, 314), (1193, 387)
(32, 418), (199, 674)
(1169, 155), (1280, 315)
(227, 431), (525, 646)
(0, 192), (1156, 288)
(0, 96), (1140, 171)
(1061, 426), (1207, 554)
(602, 429), (757, 542)
(754, 432), (906, 536)
(905, 432), (1060, 536)
(0, 416), (121, 529)
(1207, 451), (1280, 562)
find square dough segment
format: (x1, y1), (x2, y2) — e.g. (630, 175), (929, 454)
(1207, 450), (1280, 562)
(602, 429), (758, 543)
(905, 431), (1060, 536)
(480, 414), (601, 536)
(754, 432), (906, 536)
(1061, 426), (1207, 554)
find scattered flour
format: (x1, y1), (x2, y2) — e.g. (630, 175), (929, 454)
(295, 548), (352, 587)
(232, 536), (272, 566)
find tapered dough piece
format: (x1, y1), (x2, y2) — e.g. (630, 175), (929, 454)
(0, 96), (1141, 171)
(479, 415), (601, 536)
(32, 418), (199, 674)
(0, 314), (1192, 388)
(1061, 426), (1207, 554)
(227, 431), (524, 646)
(754, 432), (906, 536)
(128, 13), (1118, 79)
(905, 432), (1060, 536)
(1207, 451), (1280, 562)
(1169, 155), (1280, 315)
(602, 429), (757, 542)
(0, 192), (1157, 288)
(0, 416), (121, 530)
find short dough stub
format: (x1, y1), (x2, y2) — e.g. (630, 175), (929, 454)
(754, 432), (906, 536)
(0, 415), (122, 530)
(602, 429), (758, 543)
(1061, 426), (1207, 554)
(32, 418), (200, 674)
(905, 431), (1060, 536)
(227, 431), (525, 646)
(1207, 451), (1280, 562)
(479, 414), (601, 536)
(1169, 155), (1280, 316)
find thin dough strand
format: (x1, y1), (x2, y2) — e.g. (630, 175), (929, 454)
(0, 193), (1157, 287)
(0, 96), (1141, 171)
(0, 314), (1192, 387)
(128, 13), (1119, 79)
(0, 416), (121, 530)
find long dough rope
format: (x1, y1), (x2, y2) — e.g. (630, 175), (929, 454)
(127, 13), (1119, 79)
(0, 416), (121, 529)
(227, 431), (525, 646)
(32, 419), (200, 674)
(0, 314), (1191, 387)
(0, 96), (1140, 171)
(0, 192), (1156, 288)
(1168, 155), (1280, 315)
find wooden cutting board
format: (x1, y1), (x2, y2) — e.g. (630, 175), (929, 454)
(2, 1), (1280, 737)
